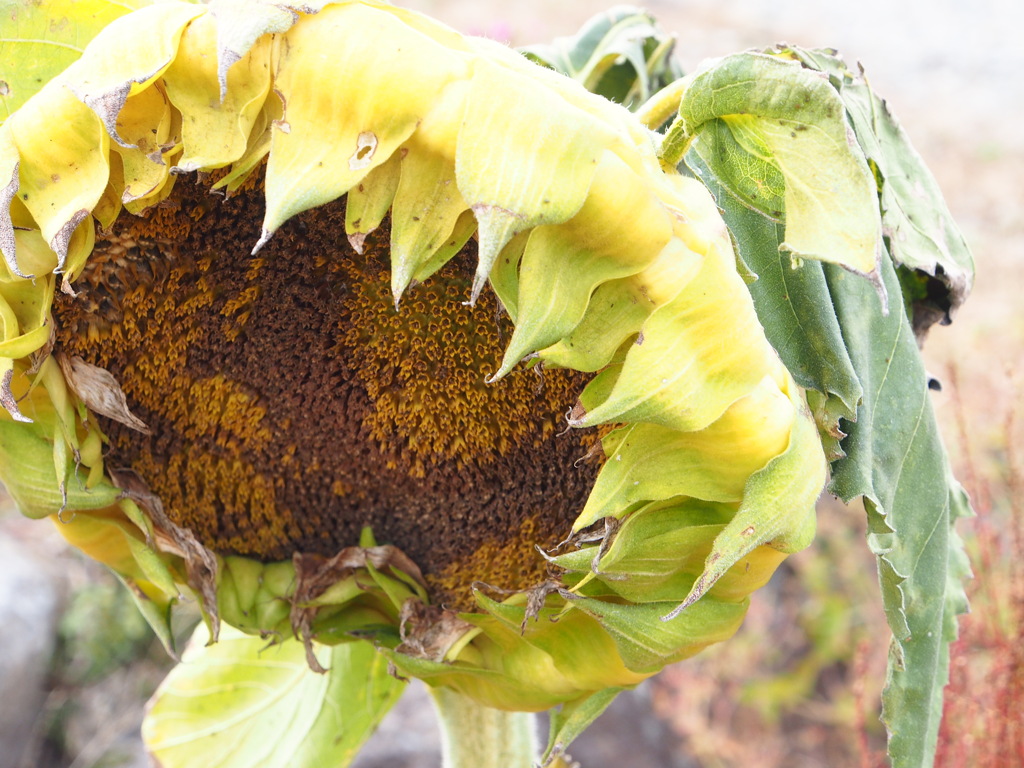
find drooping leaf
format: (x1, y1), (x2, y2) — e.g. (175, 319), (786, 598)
(143, 625), (405, 768)
(777, 45), (974, 338)
(669, 52), (884, 296)
(670, 46), (972, 768)
(824, 251), (971, 768)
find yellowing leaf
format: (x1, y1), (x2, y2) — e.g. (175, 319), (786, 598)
(673, 53), (884, 298)
(144, 625), (405, 768)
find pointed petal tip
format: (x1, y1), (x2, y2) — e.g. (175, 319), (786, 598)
(564, 400), (587, 428)
(252, 229), (273, 255)
(1, 369), (32, 424)
(661, 583), (705, 622)
(50, 210), (90, 272)
(347, 232), (367, 255)
(469, 272), (488, 306)
(2, 246), (34, 280)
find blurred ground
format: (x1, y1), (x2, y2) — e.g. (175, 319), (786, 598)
(2, 1), (1022, 766)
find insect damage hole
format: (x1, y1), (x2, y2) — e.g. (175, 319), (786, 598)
(349, 131), (378, 170)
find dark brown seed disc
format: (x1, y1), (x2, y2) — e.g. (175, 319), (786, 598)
(52, 173), (601, 607)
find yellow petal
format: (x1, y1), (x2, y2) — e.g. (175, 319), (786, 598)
(62, 2), (206, 145)
(5, 81), (109, 270)
(573, 377), (795, 529)
(345, 151), (402, 253)
(164, 11), (273, 172)
(493, 151), (673, 378)
(456, 58), (616, 302)
(390, 80), (470, 302)
(257, 3), (471, 249)
(112, 85), (172, 203)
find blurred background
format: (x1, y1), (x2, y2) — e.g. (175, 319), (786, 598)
(2, 1), (1020, 766)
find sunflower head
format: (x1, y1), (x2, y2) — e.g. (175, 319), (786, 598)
(0, 0), (824, 720)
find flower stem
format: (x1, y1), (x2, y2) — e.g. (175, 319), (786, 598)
(429, 686), (539, 768)
(633, 76), (690, 130)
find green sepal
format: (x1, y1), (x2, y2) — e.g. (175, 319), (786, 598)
(541, 687), (624, 767)
(0, 419), (121, 519)
(472, 591), (645, 693)
(493, 151), (671, 378)
(124, 534), (181, 598)
(388, 79), (469, 303)
(365, 559), (423, 611)
(570, 243), (781, 433)
(574, 379), (793, 528)
(677, 396), (823, 611)
(568, 595), (748, 674)
(539, 238), (699, 372)
(115, 573), (179, 660)
(456, 57), (615, 302)
(486, 229), (528, 322)
(556, 500), (788, 605)
(309, 604), (399, 646)
(218, 555), (267, 627)
(410, 208), (477, 286)
(383, 649), (574, 713)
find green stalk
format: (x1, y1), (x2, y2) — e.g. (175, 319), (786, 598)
(633, 76), (690, 129)
(656, 114), (694, 169)
(429, 687), (539, 768)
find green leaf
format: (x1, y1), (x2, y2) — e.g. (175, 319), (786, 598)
(674, 48), (972, 767)
(668, 52), (884, 294)
(519, 7), (683, 108)
(778, 46), (974, 334)
(0, 0), (151, 124)
(143, 624), (405, 768)
(824, 250), (971, 768)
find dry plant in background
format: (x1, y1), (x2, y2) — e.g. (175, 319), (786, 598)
(934, 367), (1024, 768)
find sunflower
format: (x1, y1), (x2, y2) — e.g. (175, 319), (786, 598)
(0, 1), (833, 764)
